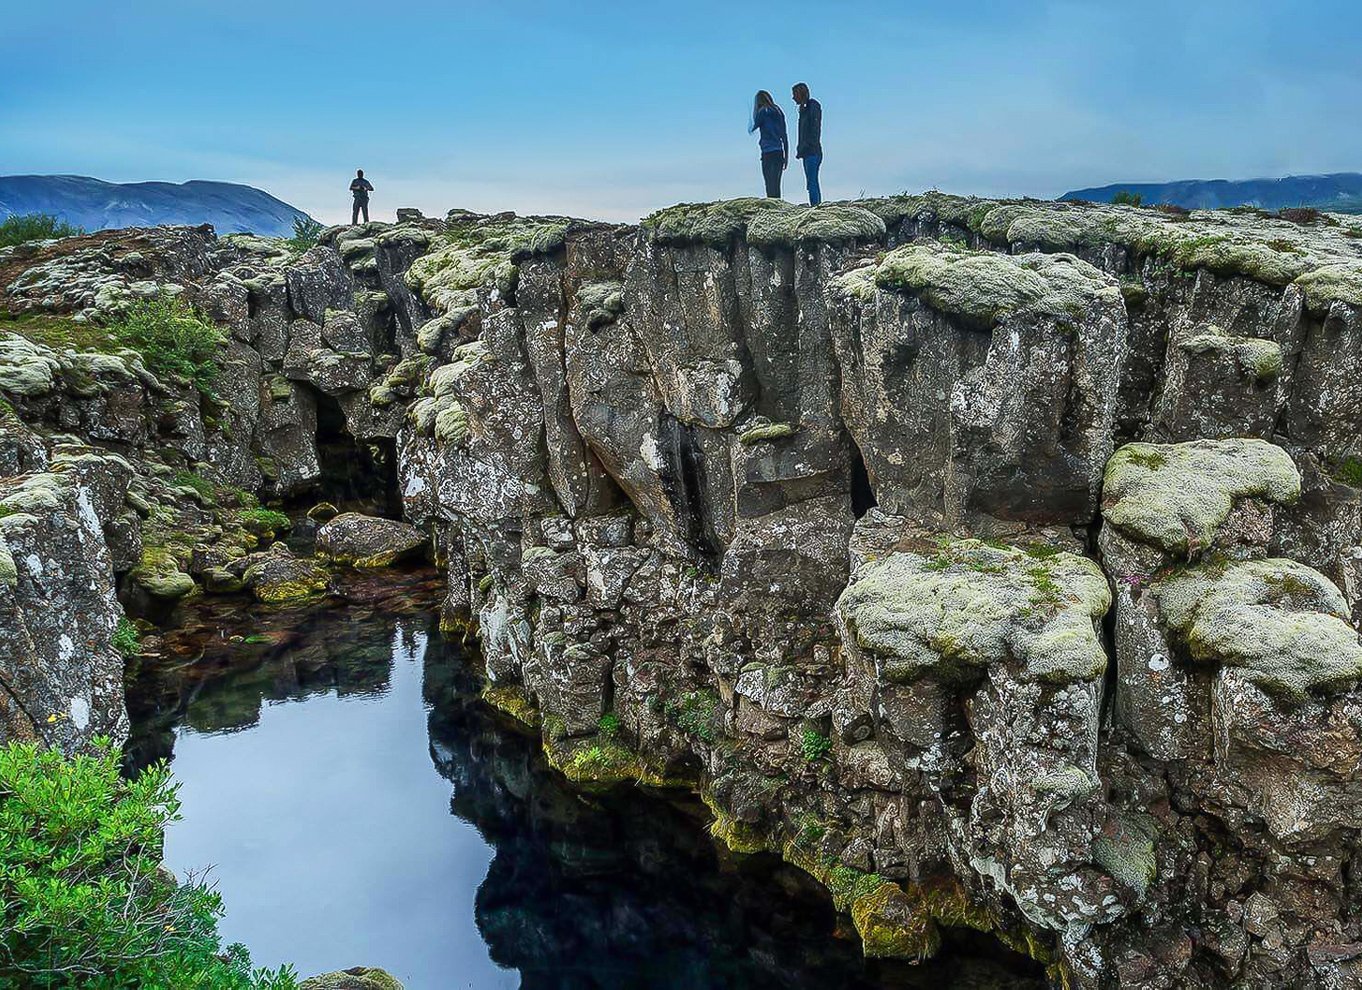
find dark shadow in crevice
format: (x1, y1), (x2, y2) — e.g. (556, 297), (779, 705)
(312, 392), (399, 517)
(849, 439), (878, 519)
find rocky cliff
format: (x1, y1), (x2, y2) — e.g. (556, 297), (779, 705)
(3, 194), (1362, 988)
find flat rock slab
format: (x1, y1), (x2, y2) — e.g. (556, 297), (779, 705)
(316, 512), (428, 568)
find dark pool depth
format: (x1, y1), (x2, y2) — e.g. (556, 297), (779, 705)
(124, 572), (1046, 990)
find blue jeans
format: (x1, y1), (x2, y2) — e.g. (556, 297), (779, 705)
(802, 153), (823, 205)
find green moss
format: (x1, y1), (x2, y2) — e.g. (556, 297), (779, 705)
(1156, 557), (1362, 700)
(235, 507), (290, 537)
(836, 540), (1111, 686)
(746, 205), (886, 248)
(1102, 439), (1301, 555)
(128, 544), (196, 600)
(641, 198), (792, 246)
(171, 470), (217, 505)
(848, 241), (1118, 328)
(800, 728), (832, 762)
(406, 212), (581, 314)
(664, 689), (720, 743)
(1331, 457), (1362, 488)
(738, 421), (796, 445)
(0, 311), (116, 352)
(1092, 812), (1157, 900)
(1179, 330), (1282, 382)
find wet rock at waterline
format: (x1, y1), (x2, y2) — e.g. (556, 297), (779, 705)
(5, 194), (1362, 988)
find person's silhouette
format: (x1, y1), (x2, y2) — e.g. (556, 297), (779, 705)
(350, 169), (374, 224)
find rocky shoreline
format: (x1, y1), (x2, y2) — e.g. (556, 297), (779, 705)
(3, 194), (1362, 988)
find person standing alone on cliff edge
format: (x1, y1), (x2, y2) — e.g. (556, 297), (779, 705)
(792, 83), (822, 206)
(748, 91), (788, 198)
(350, 169), (374, 224)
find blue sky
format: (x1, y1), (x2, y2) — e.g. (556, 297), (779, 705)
(3, 1), (1360, 223)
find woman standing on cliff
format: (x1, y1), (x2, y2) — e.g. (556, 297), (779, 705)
(748, 91), (788, 199)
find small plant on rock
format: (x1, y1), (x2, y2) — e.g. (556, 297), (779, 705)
(1111, 190), (1143, 207)
(286, 216), (325, 253)
(111, 617), (141, 657)
(598, 712), (621, 739)
(800, 728), (833, 763)
(106, 295), (225, 394)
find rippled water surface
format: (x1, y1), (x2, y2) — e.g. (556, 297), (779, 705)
(125, 570), (1045, 990)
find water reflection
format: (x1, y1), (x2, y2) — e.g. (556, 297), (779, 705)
(125, 570), (1045, 990)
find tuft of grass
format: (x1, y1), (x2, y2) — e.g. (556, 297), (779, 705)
(1278, 206), (1322, 225)
(172, 471), (217, 504)
(105, 295), (225, 394)
(0, 213), (83, 248)
(237, 507), (290, 533)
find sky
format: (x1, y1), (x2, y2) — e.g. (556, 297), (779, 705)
(3, 0), (1361, 224)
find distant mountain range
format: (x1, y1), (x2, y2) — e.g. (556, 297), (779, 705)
(1062, 172), (1362, 213)
(0, 175), (313, 237)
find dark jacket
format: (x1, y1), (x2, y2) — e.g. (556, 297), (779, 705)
(350, 178), (373, 201)
(797, 98), (822, 159)
(750, 105), (789, 159)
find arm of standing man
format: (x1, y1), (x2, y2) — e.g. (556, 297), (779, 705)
(781, 111), (790, 170)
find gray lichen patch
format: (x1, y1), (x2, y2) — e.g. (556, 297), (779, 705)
(835, 540), (1111, 686)
(641, 198), (793, 247)
(862, 242), (1119, 328)
(1154, 558), (1362, 700)
(746, 205), (886, 248)
(1102, 439), (1301, 555)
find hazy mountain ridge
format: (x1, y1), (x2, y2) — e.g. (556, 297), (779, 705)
(0, 175), (313, 237)
(1063, 172), (1362, 212)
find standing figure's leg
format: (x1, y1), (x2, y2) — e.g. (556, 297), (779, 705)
(762, 153), (782, 198)
(361, 202), (369, 223)
(352, 202), (360, 225)
(804, 153), (822, 206)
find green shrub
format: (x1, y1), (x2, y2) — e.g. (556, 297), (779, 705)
(800, 728), (832, 762)
(0, 739), (297, 989)
(0, 213), (83, 249)
(598, 712), (620, 739)
(106, 296), (225, 393)
(286, 216), (325, 254)
(111, 617), (141, 658)
(1111, 190), (1143, 207)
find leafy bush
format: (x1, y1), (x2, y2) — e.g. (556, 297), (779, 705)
(106, 296), (225, 393)
(1111, 190), (1143, 207)
(0, 739), (297, 989)
(111, 617), (141, 658)
(800, 728), (832, 762)
(0, 213), (83, 249)
(286, 216), (325, 254)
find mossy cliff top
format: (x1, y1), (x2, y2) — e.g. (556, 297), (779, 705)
(639, 192), (1362, 312)
(1154, 557), (1362, 700)
(833, 241), (1121, 328)
(1102, 439), (1301, 556)
(405, 210), (589, 315)
(835, 539), (1111, 686)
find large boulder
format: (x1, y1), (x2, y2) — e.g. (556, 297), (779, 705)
(299, 967), (403, 990)
(316, 512), (428, 568)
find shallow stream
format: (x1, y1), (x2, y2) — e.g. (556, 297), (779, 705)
(124, 569), (1045, 990)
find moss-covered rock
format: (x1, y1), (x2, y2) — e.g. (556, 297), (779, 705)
(746, 205), (886, 248)
(1179, 331), (1282, 383)
(863, 242), (1119, 328)
(1092, 811), (1158, 900)
(1102, 439), (1300, 555)
(1154, 557), (1362, 700)
(316, 512), (427, 569)
(836, 540), (1111, 685)
(641, 198), (793, 246)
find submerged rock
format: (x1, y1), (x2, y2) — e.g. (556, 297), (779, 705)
(316, 512), (427, 568)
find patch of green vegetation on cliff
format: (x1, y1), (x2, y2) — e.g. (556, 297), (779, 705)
(112, 617), (141, 657)
(1155, 557), (1362, 700)
(800, 728), (832, 762)
(1331, 456), (1362, 488)
(106, 295), (225, 394)
(0, 212), (83, 248)
(1179, 330), (1283, 382)
(0, 311), (117, 353)
(285, 216), (325, 254)
(0, 739), (298, 989)
(641, 198), (792, 247)
(1102, 439), (1301, 555)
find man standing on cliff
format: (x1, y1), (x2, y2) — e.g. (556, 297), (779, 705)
(350, 169), (374, 224)
(792, 83), (822, 206)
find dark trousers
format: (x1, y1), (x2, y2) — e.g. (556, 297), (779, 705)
(352, 199), (369, 224)
(761, 152), (784, 198)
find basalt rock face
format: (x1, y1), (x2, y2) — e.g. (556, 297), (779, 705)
(5, 195), (1362, 988)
